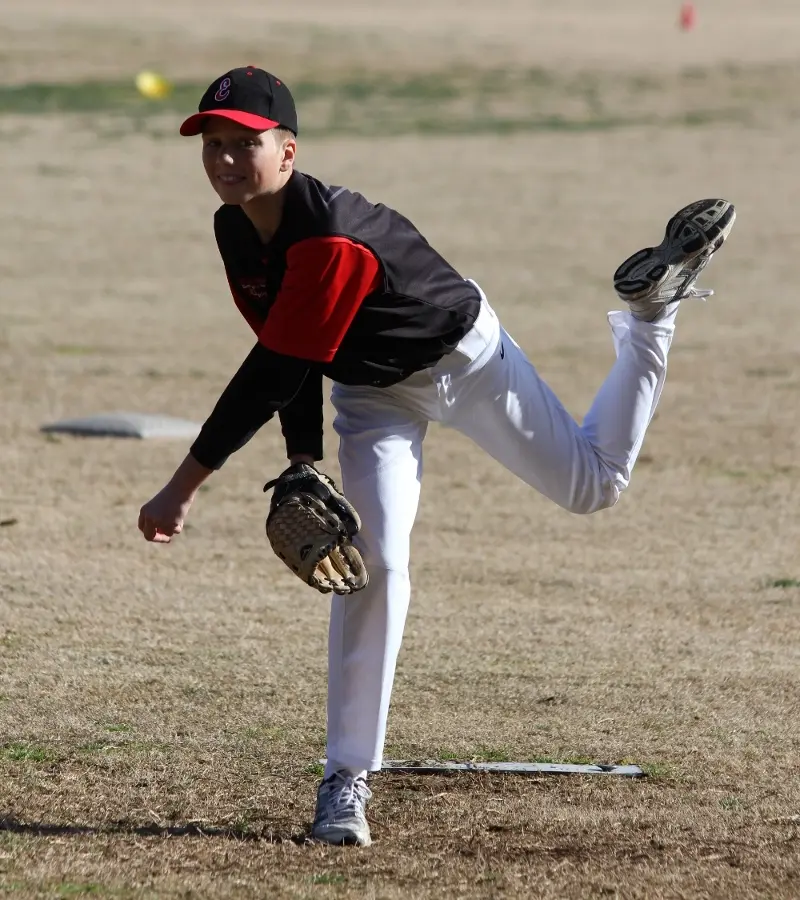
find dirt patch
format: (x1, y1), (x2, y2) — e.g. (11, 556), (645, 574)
(3, 0), (800, 83)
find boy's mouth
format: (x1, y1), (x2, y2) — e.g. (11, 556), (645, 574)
(218, 174), (246, 185)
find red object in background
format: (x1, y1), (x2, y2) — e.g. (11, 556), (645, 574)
(679, 2), (697, 30)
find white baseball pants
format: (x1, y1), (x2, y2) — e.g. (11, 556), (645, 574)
(325, 282), (677, 773)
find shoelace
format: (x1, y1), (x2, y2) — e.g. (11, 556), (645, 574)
(671, 246), (720, 303)
(326, 774), (372, 816)
(686, 286), (714, 300)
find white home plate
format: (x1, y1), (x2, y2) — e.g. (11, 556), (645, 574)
(320, 759), (645, 777)
(40, 412), (202, 440)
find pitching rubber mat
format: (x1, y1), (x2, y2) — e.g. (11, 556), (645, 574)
(320, 759), (645, 777)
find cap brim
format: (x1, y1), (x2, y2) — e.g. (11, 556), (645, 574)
(179, 109), (281, 136)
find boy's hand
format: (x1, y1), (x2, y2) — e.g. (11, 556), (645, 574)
(137, 452), (213, 543)
(138, 484), (194, 543)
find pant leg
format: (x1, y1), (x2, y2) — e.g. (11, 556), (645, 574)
(444, 304), (677, 515)
(326, 385), (428, 772)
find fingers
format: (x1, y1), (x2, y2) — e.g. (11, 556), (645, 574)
(137, 511), (180, 543)
(139, 517), (169, 542)
(137, 486), (193, 544)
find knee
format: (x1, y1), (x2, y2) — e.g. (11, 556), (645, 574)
(354, 530), (411, 575)
(563, 476), (622, 515)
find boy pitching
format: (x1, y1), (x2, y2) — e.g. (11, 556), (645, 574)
(138, 67), (736, 846)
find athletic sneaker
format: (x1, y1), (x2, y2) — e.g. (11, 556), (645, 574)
(613, 198), (736, 322)
(311, 772), (372, 847)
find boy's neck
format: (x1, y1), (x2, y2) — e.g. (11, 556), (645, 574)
(242, 175), (292, 244)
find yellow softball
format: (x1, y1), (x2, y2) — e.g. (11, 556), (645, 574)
(135, 70), (173, 100)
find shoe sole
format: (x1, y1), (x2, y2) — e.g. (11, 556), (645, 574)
(613, 199), (736, 303)
(311, 825), (372, 847)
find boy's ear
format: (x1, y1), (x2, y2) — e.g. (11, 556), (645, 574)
(281, 137), (297, 172)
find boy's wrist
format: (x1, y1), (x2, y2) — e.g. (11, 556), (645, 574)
(289, 453), (316, 467)
(169, 453), (214, 496)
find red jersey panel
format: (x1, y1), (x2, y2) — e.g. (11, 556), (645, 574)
(259, 237), (382, 362)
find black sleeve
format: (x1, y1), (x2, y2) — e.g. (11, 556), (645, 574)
(190, 343), (313, 470)
(278, 370), (324, 461)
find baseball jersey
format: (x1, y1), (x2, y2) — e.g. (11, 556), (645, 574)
(190, 170), (482, 470)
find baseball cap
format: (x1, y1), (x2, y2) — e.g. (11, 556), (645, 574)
(179, 66), (298, 136)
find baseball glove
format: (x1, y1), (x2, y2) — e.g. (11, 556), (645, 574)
(263, 463), (369, 595)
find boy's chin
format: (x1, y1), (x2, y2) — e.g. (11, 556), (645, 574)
(213, 185), (255, 205)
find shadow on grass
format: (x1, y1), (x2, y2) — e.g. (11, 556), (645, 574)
(0, 815), (308, 844)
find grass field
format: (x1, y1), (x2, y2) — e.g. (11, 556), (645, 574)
(2, 1), (800, 897)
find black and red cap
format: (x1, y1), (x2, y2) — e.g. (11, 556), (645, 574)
(179, 66), (298, 136)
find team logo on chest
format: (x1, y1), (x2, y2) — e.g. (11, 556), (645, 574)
(214, 77), (232, 102)
(239, 277), (269, 300)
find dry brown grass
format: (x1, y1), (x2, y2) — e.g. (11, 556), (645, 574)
(2, 3), (800, 898)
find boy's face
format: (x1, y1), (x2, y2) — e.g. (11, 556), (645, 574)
(201, 119), (295, 206)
